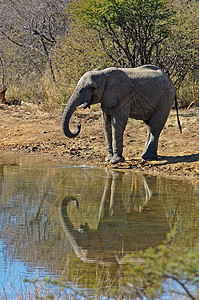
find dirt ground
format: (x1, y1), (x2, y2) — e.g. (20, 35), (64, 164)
(0, 102), (198, 185)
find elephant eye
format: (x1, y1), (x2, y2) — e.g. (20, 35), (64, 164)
(90, 87), (96, 93)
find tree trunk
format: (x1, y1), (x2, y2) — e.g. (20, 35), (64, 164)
(0, 86), (7, 103)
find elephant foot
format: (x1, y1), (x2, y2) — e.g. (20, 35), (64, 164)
(105, 153), (113, 162)
(142, 152), (157, 161)
(110, 155), (125, 164)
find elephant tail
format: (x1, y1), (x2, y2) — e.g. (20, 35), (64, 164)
(175, 94), (182, 133)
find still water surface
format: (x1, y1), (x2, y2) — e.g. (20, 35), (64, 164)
(0, 157), (199, 298)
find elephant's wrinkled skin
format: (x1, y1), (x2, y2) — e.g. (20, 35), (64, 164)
(62, 65), (179, 164)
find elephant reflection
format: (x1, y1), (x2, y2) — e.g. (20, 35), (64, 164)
(59, 171), (169, 264)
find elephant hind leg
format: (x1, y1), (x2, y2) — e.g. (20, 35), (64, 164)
(142, 123), (159, 160)
(142, 112), (169, 160)
(142, 92), (175, 160)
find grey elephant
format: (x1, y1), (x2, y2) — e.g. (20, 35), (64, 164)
(62, 65), (181, 164)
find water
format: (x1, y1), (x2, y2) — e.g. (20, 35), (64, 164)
(0, 156), (199, 299)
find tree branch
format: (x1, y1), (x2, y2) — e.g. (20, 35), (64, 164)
(165, 275), (196, 300)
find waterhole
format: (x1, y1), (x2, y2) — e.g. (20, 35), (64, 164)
(0, 156), (198, 298)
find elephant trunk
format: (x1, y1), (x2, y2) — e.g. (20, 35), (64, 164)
(62, 89), (91, 138)
(61, 100), (81, 138)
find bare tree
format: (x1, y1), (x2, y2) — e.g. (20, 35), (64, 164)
(0, 0), (70, 82)
(0, 51), (5, 86)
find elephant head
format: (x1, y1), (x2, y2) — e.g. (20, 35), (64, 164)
(61, 68), (133, 138)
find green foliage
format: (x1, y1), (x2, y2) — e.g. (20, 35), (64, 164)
(68, 0), (174, 67)
(71, 0), (172, 28)
(123, 238), (199, 299)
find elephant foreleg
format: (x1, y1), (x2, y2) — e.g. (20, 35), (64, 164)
(110, 111), (128, 164)
(101, 112), (113, 162)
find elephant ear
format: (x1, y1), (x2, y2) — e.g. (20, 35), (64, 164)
(101, 69), (133, 110)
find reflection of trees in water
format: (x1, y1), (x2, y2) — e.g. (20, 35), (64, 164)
(0, 164), (72, 273)
(157, 177), (199, 247)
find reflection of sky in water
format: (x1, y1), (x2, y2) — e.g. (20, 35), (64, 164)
(163, 279), (197, 300)
(0, 236), (95, 299)
(0, 240), (53, 298)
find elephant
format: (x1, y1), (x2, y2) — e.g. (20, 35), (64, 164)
(62, 65), (181, 164)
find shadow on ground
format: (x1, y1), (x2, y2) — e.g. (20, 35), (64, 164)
(110, 153), (199, 172)
(155, 153), (199, 166)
